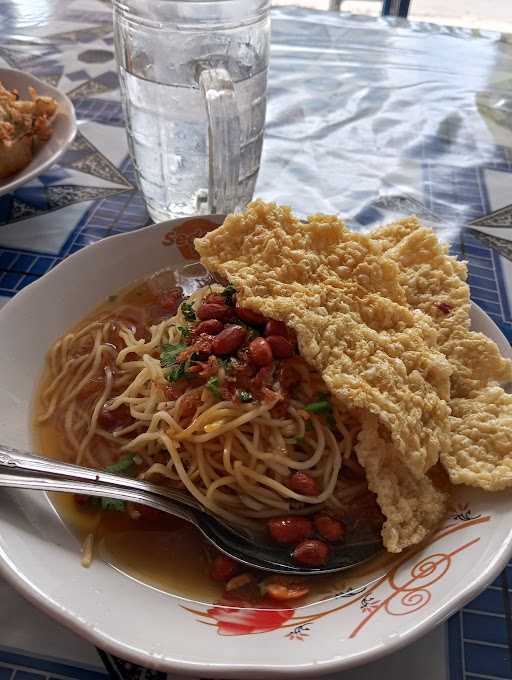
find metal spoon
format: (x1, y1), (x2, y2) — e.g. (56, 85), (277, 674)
(0, 445), (382, 575)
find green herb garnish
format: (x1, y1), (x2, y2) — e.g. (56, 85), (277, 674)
(160, 342), (194, 382)
(105, 454), (135, 475)
(160, 343), (187, 368)
(181, 301), (196, 321)
(101, 498), (126, 512)
(177, 325), (191, 338)
(305, 420), (314, 432)
(221, 284), (236, 305)
(304, 400), (332, 414)
(239, 390), (254, 403)
(295, 435), (305, 444)
(206, 376), (221, 399)
(168, 358), (192, 382)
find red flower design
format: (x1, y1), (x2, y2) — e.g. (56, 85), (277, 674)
(207, 604), (294, 636)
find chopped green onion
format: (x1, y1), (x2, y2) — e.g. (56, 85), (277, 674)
(106, 454), (135, 475)
(177, 325), (191, 338)
(221, 284), (236, 305)
(160, 343), (187, 368)
(181, 301), (196, 321)
(305, 420), (314, 432)
(206, 376), (221, 399)
(295, 435), (305, 444)
(304, 400), (332, 414)
(168, 358), (192, 382)
(239, 390), (254, 403)
(101, 498), (126, 512)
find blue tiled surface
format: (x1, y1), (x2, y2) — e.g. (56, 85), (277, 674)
(463, 611), (508, 646)
(448, 569), (512, 679)
(0, 648), (106, 680)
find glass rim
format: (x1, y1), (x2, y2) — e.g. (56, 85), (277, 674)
(126, 0), (271, 3)
(113, 0), (271, 8)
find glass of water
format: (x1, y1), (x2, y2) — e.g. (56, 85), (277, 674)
(113, 0), (271, 222)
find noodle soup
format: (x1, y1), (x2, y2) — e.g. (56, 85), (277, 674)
(33, 270), (388, 606)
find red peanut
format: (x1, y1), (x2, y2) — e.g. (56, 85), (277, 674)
(212, 325), (247, 355)
(264, 320), (288, 338)
(289, 472), (319, 497)
(197, 303), (232, 322)
(248, 337), (273, 367)
(225, 573), (256, 592)
(314, 514), (346, 542)
(266, 335), (294, 359)
(205, 293), (227, 305)
(235, 304), (267, 325)
(263, 577), (310, 601)
(194, 319), (224, 336)
(267, 516), (314, 545)
(210, 554), (241, 582)
(292, 539), (330, 566)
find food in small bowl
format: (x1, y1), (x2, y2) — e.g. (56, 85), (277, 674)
(0, 80), (57, 178)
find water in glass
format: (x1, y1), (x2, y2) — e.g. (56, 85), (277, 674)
(114, 1), (271, 222)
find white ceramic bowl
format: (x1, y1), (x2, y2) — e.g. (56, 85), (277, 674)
(0, 68), (76, 196)
(0, 216), (511, 678)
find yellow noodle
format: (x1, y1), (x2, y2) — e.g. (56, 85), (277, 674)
(38, 284), (362, 531)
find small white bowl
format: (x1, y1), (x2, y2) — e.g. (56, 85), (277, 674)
(0, 68), (76, 196)
(0, 216), (511, 678)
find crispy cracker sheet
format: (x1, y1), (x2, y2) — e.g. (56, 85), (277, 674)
(195, 201), (512, 552)
(356, 414), (447, 553)
(374, 217), (512, 396)
(443, 386), (512, 491)
(196, 202), (452, 481)
(376, 218), (512, 495)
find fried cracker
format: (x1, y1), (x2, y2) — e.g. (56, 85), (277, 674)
(356, 414), (447, 552)
(375, 218), (469, 345)
(443, 329), (512, 398)
(442, 386), (512, 490)
(375, 218), (512, 396)
(196, 201), (452, 478)
(376, 218), (512, 492)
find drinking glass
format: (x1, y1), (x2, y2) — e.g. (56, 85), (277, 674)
(112, 0), (271, 222)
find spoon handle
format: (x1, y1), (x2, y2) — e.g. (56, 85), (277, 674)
(0, 444), (197, 522)
(0, 445), (383, 575)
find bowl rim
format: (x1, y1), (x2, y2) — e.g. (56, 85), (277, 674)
(0, 216), (511, 677)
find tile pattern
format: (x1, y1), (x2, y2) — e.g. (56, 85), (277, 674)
(0, 647), (106, 680)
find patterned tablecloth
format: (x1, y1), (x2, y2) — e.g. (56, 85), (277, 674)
(1, 1), (512, 679)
